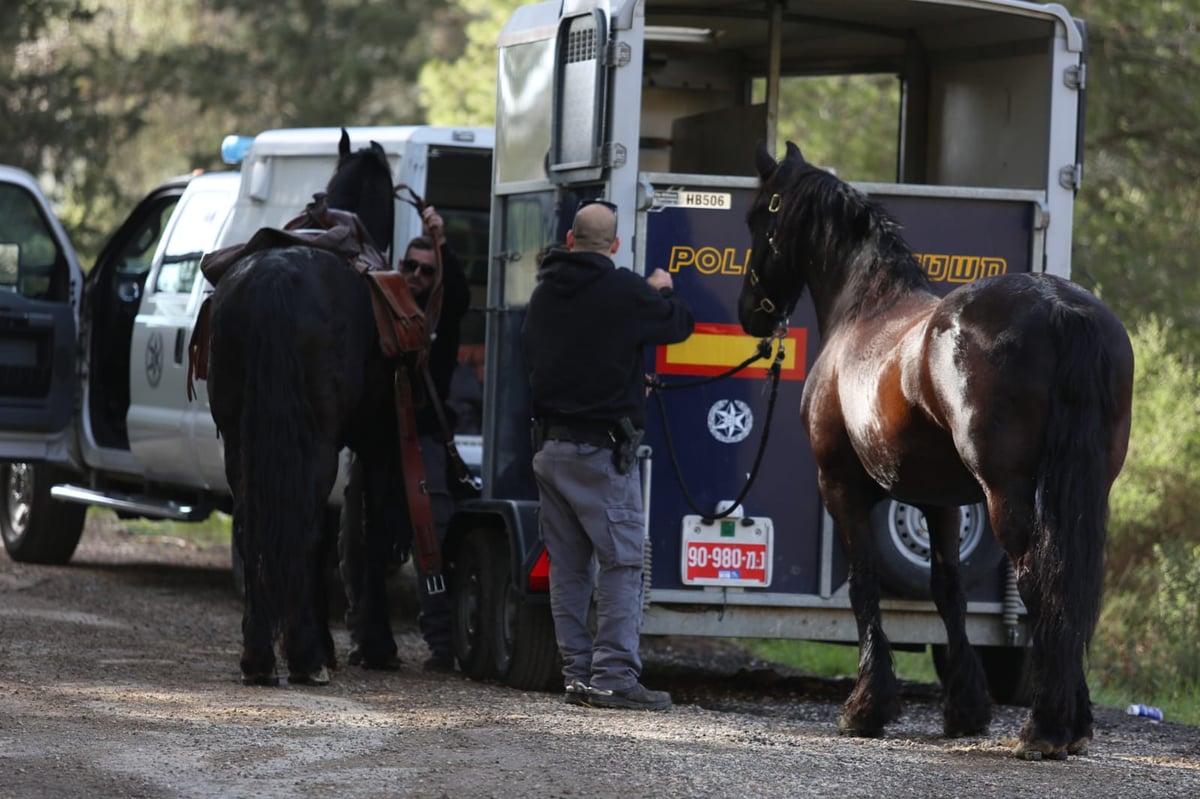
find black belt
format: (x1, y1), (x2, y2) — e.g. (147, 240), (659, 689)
(544, 423), (615, 447)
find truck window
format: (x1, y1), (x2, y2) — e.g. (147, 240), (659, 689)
(0, 182), (70, 301)
(153, 185), (234, 294)
(116, 201), (178, 278)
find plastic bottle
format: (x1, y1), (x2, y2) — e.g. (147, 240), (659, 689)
(1126, 703), (1164, 721)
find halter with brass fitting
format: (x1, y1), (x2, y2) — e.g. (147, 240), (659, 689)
(747, 190), (797, 325)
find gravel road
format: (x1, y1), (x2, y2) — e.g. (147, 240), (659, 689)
(1, 518), (1197, 798)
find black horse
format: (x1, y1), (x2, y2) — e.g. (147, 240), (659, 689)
(740, 141), (1134, 759)
(206, 130), (408, 685)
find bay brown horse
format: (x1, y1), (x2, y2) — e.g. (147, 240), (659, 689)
(206, 130), (406, 685)
(739, 141), (1133, 759)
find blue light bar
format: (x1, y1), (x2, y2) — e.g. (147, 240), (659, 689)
(220, 135), (255, 165)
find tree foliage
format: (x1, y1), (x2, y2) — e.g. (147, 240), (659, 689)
(418, 0), (507, 126)
(2, 0), (452, 261)
(1072, 0), (1200, 353)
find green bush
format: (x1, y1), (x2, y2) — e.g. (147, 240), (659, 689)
(1105, 316), (1200, 586)
(1090, 317), (1200, 721)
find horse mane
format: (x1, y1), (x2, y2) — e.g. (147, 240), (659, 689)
(325, 131), (395, 255)
(776, 155), (929, 320)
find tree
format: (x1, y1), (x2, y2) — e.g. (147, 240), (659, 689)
(418, 0), (514, 126)
(1071, 0), (1200, 353)
(3, 0), (447, 263)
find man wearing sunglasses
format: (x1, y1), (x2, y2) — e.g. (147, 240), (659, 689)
(340, 204), (470, 674)
(521, 198), (694, 711)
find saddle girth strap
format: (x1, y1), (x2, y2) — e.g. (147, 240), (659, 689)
(395, 366), (445, 595)
(419, 361), (478, 494)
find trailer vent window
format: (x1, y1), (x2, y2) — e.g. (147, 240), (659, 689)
(565, 25), (596, 63)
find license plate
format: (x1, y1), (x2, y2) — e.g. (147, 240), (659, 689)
(681, 514), (773, 587)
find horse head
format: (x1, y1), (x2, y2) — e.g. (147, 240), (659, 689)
(738, 140), (812, 337)
(325, 128), (395, 255)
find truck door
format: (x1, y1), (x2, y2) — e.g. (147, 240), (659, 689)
(127, 174), (239, 484)
(0, 168), (85, 462)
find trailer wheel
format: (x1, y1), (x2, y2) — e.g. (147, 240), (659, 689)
(931, 643), (1036, 707)
(0, 462), (87, 565)
(870, 499), (1003, 599)
(495, 575), (560, 691)
(451, 528), (502, 680)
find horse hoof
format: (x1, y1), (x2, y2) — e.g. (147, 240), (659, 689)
(944, 722), (990, 739)
(241, 672), (280, 687)
(289, 665), (331, 686)
(837, 715), (884, 738)
(348, 648), (402, 671)
(1068, 736), (1091, 756)
(1013, 740), (1067, 761)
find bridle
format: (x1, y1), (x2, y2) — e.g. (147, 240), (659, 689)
(746, 190), (798, 326)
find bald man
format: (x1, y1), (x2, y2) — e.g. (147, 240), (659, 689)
(521, 198), (694, 711)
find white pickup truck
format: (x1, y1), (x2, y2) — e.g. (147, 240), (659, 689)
(0, 125), (493, 564)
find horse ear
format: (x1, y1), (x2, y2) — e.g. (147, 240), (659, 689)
(754, 140), (777, 179)
(370, 141), (386, 157)
(785, 141), (806, 164)
(339, 128), (351, 158)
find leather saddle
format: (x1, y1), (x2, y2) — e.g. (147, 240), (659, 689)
(187, 193), (428, 397)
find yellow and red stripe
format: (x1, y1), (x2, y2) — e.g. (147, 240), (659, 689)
(654, 323), (807, 380)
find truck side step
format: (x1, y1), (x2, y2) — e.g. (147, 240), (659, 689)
(50, 484), (208, 521)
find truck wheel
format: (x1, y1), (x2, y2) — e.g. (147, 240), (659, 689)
(0, 462), (87, 564)
(869, 499), (1004, 599)
(451, 528), (502, 680)
(930, 643), (1036, 707)
(495, 573), (560, 692)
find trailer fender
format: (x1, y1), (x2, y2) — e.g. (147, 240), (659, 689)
(445, 498), (542, 596)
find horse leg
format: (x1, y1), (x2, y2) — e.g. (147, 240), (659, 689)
(284, 447), (341, 686)
(986, 489), (1075, 760)
(825, 481), (901, 737)
(1069, 680), (1094, 756)
(314, 508), (339, 670)
(922, 504), (991, 737)
(341, 450), (402, 670)
(225, 431), (278, 686)
(1013, 580), (1091, 760)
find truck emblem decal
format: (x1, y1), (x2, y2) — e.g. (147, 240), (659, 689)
(707, 399), (752, 444)
(145, 331), (164, 388)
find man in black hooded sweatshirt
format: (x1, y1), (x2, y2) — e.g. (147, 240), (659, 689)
(521, 199), (694, 711)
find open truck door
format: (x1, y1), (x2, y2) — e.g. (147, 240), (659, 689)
(0, 168), (192, 562)
(0, 167), (84, 454)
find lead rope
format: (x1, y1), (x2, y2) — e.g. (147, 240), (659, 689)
(648, 328), (788, 521)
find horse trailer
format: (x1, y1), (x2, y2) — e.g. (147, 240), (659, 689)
(444, 0), (1088, 702)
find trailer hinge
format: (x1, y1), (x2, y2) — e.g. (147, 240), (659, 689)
(600, 142), (627, 168)
(604, 41), (631, 68)
(1063, 64), (1086, 91)
(1058, 163), (1083, 191)
(1032, 201), (1050, 231)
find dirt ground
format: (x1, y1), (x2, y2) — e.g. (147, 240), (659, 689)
(1, 519), (1198, 799)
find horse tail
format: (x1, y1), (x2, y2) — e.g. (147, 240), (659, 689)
(1028, 301), (1121, 693)
(237, 261), (320, 641)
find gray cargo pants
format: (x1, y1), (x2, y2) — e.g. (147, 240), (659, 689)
(532, 440), (645, 693)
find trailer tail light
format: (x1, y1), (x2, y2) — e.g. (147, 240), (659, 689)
(527, 549), (551, 592)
